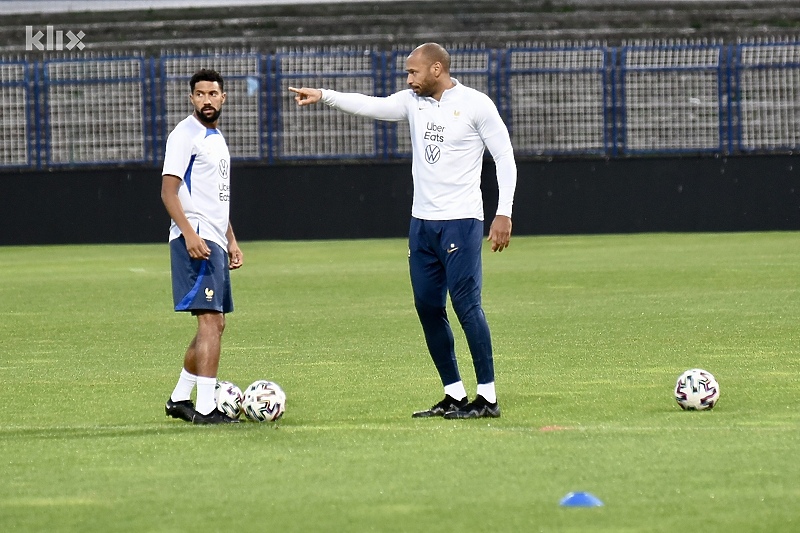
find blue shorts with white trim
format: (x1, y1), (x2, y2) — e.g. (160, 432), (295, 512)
(170, 236), (233, 314)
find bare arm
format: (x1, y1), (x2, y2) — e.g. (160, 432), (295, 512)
(226, 223), (243, 270)
(161, 174), (210, 260)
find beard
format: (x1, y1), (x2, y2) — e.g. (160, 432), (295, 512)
(410, 82), (433, 98)
(195, 106), (221, 125)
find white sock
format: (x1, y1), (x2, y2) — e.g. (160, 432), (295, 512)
(444, 381), (467, 401)
(477, 382), (497, 404)
(170, 368), (197, 402)
(195, 376), (217, 415)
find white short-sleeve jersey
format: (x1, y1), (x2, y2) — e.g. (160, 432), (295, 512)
(321, 80), (516, 221)
(162, 114), (231, 248)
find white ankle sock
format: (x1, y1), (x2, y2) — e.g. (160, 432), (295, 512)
(195, 376), (217, 415)
(444, 381), (467, 401)
(477, 382), (496, 404)
(170, 369), (197, 402)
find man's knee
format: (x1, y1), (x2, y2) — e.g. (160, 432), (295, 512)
(450, 285), (482, 322)
(197, 311), (225, 336)
(415, 297), (446, 320)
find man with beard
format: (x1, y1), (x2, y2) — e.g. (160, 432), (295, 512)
(289, 43), (517, 419)
(162, 68), (243, 424)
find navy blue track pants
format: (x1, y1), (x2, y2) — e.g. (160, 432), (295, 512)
(408, 217), (494, 386)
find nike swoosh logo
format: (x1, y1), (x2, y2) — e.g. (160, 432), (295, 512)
(447, 247), (459, 254)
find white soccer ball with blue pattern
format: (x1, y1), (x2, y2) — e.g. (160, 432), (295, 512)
(674, 369), (720, 411)
(242, 380), (286, 422)
(214, 380), (243, 419)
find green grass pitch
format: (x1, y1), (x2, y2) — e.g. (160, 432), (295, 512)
(1, 232), (798, 532)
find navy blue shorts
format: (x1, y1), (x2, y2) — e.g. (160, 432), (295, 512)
(170, 236), (234, 313)
(408, 217), (483, 308)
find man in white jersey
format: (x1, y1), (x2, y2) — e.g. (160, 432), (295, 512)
(162, 68), (243, 424)
(290, 43), (517, 419)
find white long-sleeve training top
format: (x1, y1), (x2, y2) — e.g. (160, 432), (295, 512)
(320, 79), (517, 221)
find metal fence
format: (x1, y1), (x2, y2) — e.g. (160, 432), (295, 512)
(276, 51), (381, 160)
(621, 45), (726, 154)
(1, 61), (31, 166)
(2, 41), (800, 169)
(507, 46), (610, 155)
(736, 43), (800, 152)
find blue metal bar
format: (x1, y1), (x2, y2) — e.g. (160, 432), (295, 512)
(716, 49), (725, 154)
(619, 47), (629, 156)
(608, 47), (617, 158)
(41, 59), (52, 166)
(26, 62), (33, 168)
(149, 57), (158, 166)
(271, 53), (281, 163)
(264, 53), (273, 165)
(34, 61), (42, 169)
(725, 45), (733, 155)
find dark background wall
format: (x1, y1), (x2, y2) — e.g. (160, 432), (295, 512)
(2, 155), (799, 246)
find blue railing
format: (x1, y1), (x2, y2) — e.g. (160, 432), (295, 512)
(2, 42), (799, 169)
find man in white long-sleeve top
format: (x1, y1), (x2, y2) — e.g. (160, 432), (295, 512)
(290, 42), (517, 419)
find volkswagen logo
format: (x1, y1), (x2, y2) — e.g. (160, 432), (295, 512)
(424, 144), (441, 164)
(218, 159), (229, 179)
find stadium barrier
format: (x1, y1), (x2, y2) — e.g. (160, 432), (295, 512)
(2, 41), (800, 169)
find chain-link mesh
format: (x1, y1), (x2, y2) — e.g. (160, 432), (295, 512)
(0, 62), (28, 166)
(46, 58), (145, 164)
(508, 48), (607, 155)
(276, 52), (379, 159)
(622, 46), (723, 153)
(737, 43), (800, 150)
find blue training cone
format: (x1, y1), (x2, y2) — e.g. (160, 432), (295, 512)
(559, 491), (604, 507)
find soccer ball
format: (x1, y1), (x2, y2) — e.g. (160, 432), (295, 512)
(674, 369), (720, 411)
(214, 380), (243, 419)
(242, 380), (286, 422)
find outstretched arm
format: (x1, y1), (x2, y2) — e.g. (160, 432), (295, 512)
(288, 86), (407, 121)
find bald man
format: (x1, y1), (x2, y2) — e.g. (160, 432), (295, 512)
(290, 43), (517, 419)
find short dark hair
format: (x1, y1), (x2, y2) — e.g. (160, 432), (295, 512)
(189, 68), (224, 92)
